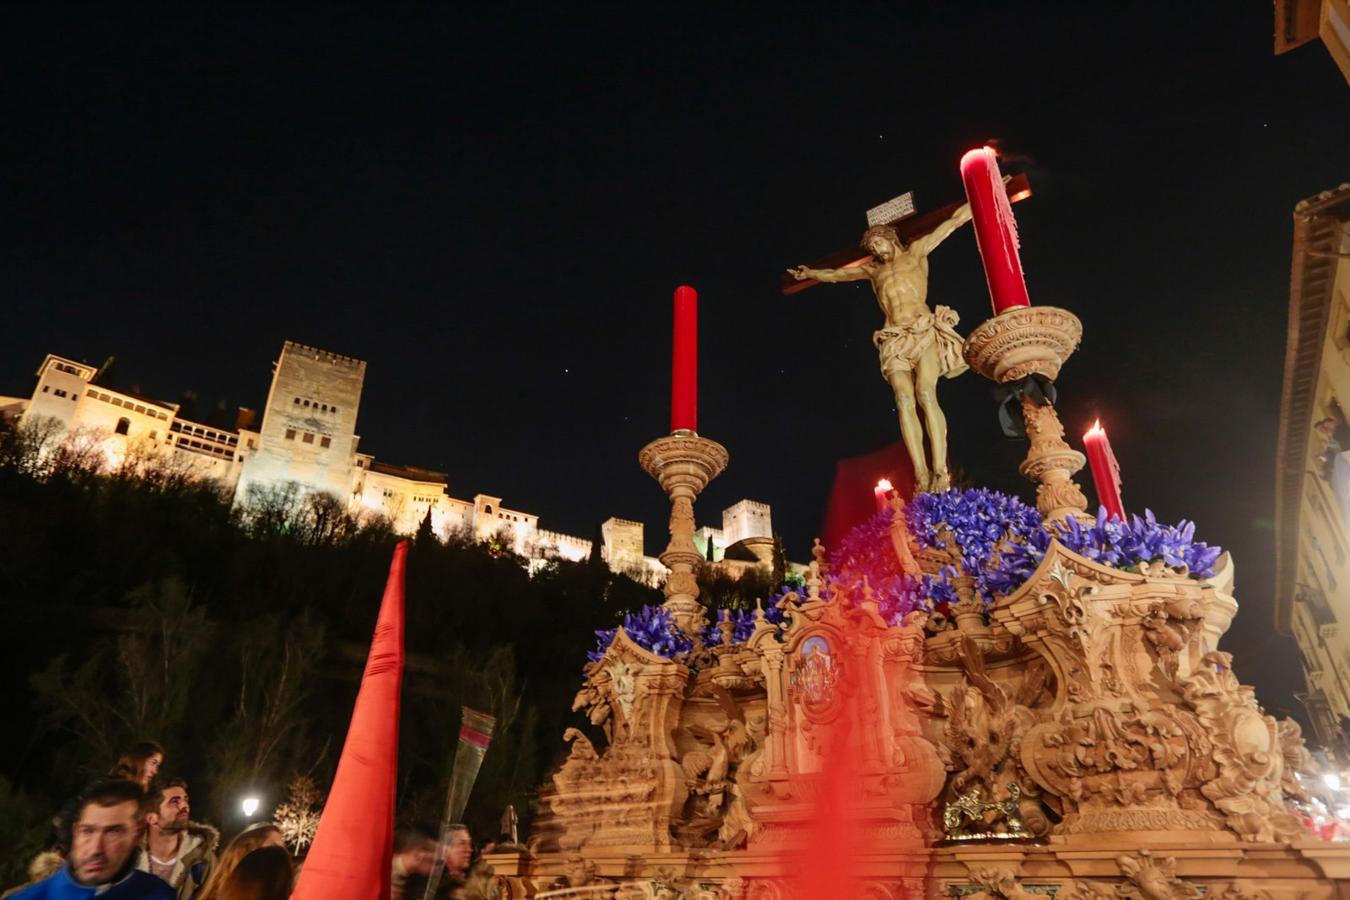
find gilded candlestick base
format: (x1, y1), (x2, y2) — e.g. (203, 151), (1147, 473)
(964, 307), (1089, 522)
(638, 431), (729, 635)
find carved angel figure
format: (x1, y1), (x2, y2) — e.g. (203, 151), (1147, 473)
(572, 683), (613, 741)
(943, 637), (1047, 790)
(1064, 851), (1202, 900)
(968, 867), (1044, 900)
(678, 686), (760, 848)
(681, 687), (753, 809)
(1114, 850), (1202, 900)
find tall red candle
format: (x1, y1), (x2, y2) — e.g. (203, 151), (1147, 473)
(960, 146), (1031, 315)
(874, 478), (893, 514)
(671, 285), (698, 433)
(1083, 420), (1126, 521)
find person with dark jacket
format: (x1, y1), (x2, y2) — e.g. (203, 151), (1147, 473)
(8, 779), (174, 899)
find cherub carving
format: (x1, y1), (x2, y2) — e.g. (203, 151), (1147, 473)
(940, 635), (1050, 834)
(572, 683), (614, 741)
(968, 867), (1043, 900)
(1116, 850), (1202, 900)
(681, 686), (753, 812)
(943, 637), (1046, 789)
(1065, 851), (1201, 900)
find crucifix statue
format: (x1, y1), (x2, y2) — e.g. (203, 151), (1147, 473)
(784, 176), (1031, 494)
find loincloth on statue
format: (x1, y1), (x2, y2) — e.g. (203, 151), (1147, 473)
(872, 305), (969, 380)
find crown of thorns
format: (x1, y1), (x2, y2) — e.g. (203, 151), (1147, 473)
(861, 224), (901, 249)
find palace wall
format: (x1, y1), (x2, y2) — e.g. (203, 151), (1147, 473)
(10, 343), (780, 584)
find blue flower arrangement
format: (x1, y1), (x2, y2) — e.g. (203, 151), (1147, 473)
(831, 489), (1224, 619)
(700, 608), (759, 647)
(586, 492), (1223, 661)
(587, 604), (694, 662)
(991, 506), (1223, 594)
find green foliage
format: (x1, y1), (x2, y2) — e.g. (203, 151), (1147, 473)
(206, 610), (329, 815)
(0, 775), (48, 890)
(696, 563), (777, 612)
(29, 579), (217, 772)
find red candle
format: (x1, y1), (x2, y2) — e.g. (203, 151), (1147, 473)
(960, 146), (1031, 315)
(1083, 420), (1126, 521)
(874, 478), (894, 514)
(671, 285), (698, 433)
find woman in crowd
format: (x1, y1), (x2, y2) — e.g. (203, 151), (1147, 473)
(203, 846), (292, 900)
(197, 823), (287, 900)
(108, 740), (165, 789)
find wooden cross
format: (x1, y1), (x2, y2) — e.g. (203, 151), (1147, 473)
(779, 173), (1032, 295)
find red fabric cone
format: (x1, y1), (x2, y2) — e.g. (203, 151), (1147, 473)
(293, 541), (408, 900)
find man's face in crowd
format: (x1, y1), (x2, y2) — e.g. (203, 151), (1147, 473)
(71, 800), (142, 885)
(153, 785), (190, 832)
(446, 829), (473, 872)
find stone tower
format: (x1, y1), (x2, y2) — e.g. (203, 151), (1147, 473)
(721, 498), (772, 546)
(601, 517), (646, 574)
(234, 341), (365, 504)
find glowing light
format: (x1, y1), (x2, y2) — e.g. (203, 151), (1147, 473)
(1085, 419), (1104, 438)
(1324, 772), (1342, 791)
(873, 478), (894, 515)
(241, 796), (261, 817)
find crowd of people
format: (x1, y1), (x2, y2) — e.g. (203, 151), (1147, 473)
(3, 742), (493, 899)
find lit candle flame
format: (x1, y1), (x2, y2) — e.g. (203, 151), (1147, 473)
(1085, 419), (1104, 439)
(875, 478), (893, 492)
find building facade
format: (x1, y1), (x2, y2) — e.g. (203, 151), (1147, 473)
(1275, 183), (1350, 751)
(11, 340), (780, 583)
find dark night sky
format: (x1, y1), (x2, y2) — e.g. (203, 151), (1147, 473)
(3, 4), (1347, 713)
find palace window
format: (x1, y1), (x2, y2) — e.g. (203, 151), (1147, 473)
(115, 418), (130, 436)
(294, 397), (301, 404)
(302, 432), (314, 444)
(320, 436), (331, 448)
(285, 429), (296, 440)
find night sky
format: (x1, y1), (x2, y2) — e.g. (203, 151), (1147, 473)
(3, 5), (1347, 713)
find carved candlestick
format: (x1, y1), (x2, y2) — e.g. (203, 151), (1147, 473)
(638, 430), (729, 635)
(963, 306), (1089, 522)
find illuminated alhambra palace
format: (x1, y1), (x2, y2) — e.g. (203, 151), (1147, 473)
(2, 341), (779, 580)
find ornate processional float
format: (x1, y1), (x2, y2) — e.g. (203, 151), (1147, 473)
(480, 150), (1350, 899)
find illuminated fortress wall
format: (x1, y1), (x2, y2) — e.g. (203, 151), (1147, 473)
(12, 342), (778, 583)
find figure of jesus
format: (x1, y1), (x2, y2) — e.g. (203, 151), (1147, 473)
(788, 203), (973, 493)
